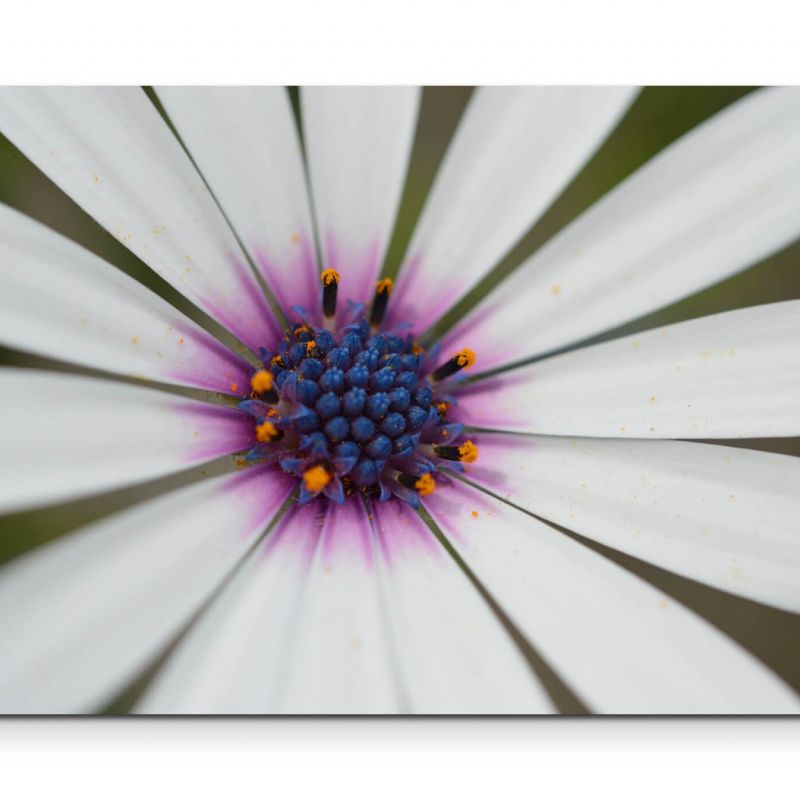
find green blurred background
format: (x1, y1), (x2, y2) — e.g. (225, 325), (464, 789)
(1, 87), (799, 708)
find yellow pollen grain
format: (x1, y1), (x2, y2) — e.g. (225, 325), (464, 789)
(267, 408), (279, 418)
(435, 401), (450, 415)
(415, 473), (436, 496)
(291, 232), (301, 244)
(230, 382), (239, 393)
(458, 440), (479, 463)
(305, 340), (317, 353)
(251, 370), (274, 394)
(320, 268), (340, 285)
(470, 510), (479, 519)
(255, 421), (279, 443)
(303, 465), (332, 493)
(455, 348), (476, 368)
(375, 277), (394, 295)
(271, 354), (285, 367)
(294, 323), (310, 336)
(550, 284), (561, 296)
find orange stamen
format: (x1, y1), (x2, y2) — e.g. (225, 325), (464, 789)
(458, 441), (479, 463)
(415, 473), (436, 496)
(250, 370), (274, 394)
(303, 465), (332, 493)
(455, 348), (476, 369)
(255, 421), (279, 442)
(320, 268), (340, 286)
(375, 277), (394, 295)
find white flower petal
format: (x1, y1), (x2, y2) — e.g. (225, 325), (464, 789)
(456, 301), (800, 438)
(425, 482), (800, 713)
(0, 87), (279, 351)
(155, 87), (320, 315)
(0, 466), (294, 713)
(0, 204), (251, 394)
(469, 435), (800, 613)
(301, 87), (420, 305)
(0, 369), (253, 513)
(140, 497), (553, 714)
(389, 87), (637, 332)
(370, 499), (553, 713)
(442, 87), (800, 370)
(138, 501), (400, 713)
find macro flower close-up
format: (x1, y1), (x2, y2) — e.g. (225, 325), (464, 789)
(0, 84), (799, 714)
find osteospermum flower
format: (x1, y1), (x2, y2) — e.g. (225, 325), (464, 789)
(0, 85), (799, 714)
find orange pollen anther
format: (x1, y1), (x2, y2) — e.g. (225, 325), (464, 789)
(303, 465), (332, 493)
(415, 473), (436, 496)
(250, 370), (274, 394)
(435, 401), (450, 415)
(294, 323), (310, 336)
(320, 268), (340, 286)
(375, 277), (394, 295)
(458, 441), (479, 463)
(271, 354), (284, 367)
(411, 343), (425, 356)
(455, 348), (476, 368)
(305, 340), (317, 353)
(255, 421), (279, 443)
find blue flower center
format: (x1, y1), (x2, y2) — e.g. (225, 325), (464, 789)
(238, 274), (478, 507)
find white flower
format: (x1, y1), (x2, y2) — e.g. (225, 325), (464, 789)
(0, 86), (798, 714)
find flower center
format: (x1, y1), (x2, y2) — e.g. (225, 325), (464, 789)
(238, 271), (478, 507)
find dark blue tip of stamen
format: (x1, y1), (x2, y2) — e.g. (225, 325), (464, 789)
(319, 367), (345, 394)
(399, 353), (419, 371)
(315, 330), (336, 353)
(380, 411), (406, 437)
(355, 349), (379, 370)
(341, 332), (362, 353)
(296, 379), (320, 406)
(388, 387), (411, 411)
(365, 392), (390, 420)
(300, 431), (330, 459)
(393, 434), (415, 459)
(323, 415), (350, 443)
(294, 406), (319, 434)
(406, 405), (428, 432)
(414, 386), (433, 408)
(334, 440), (360, 475)
(300, 358), (324, 380)
(346, 364), (370, 388)
(326, 347), (350, 371)
(366, 434), (392, 460)
(394, 371), (417, 392)
(315, 391), (341, 420)
(341, 387), (367, 416)
(370, 366), (395, 392)
(351, 457), (379, 488)
(350, 415), (375, 442)
(288, 342), (307, 365)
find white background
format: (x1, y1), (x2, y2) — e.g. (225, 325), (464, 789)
(2, 0), (800, 796)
